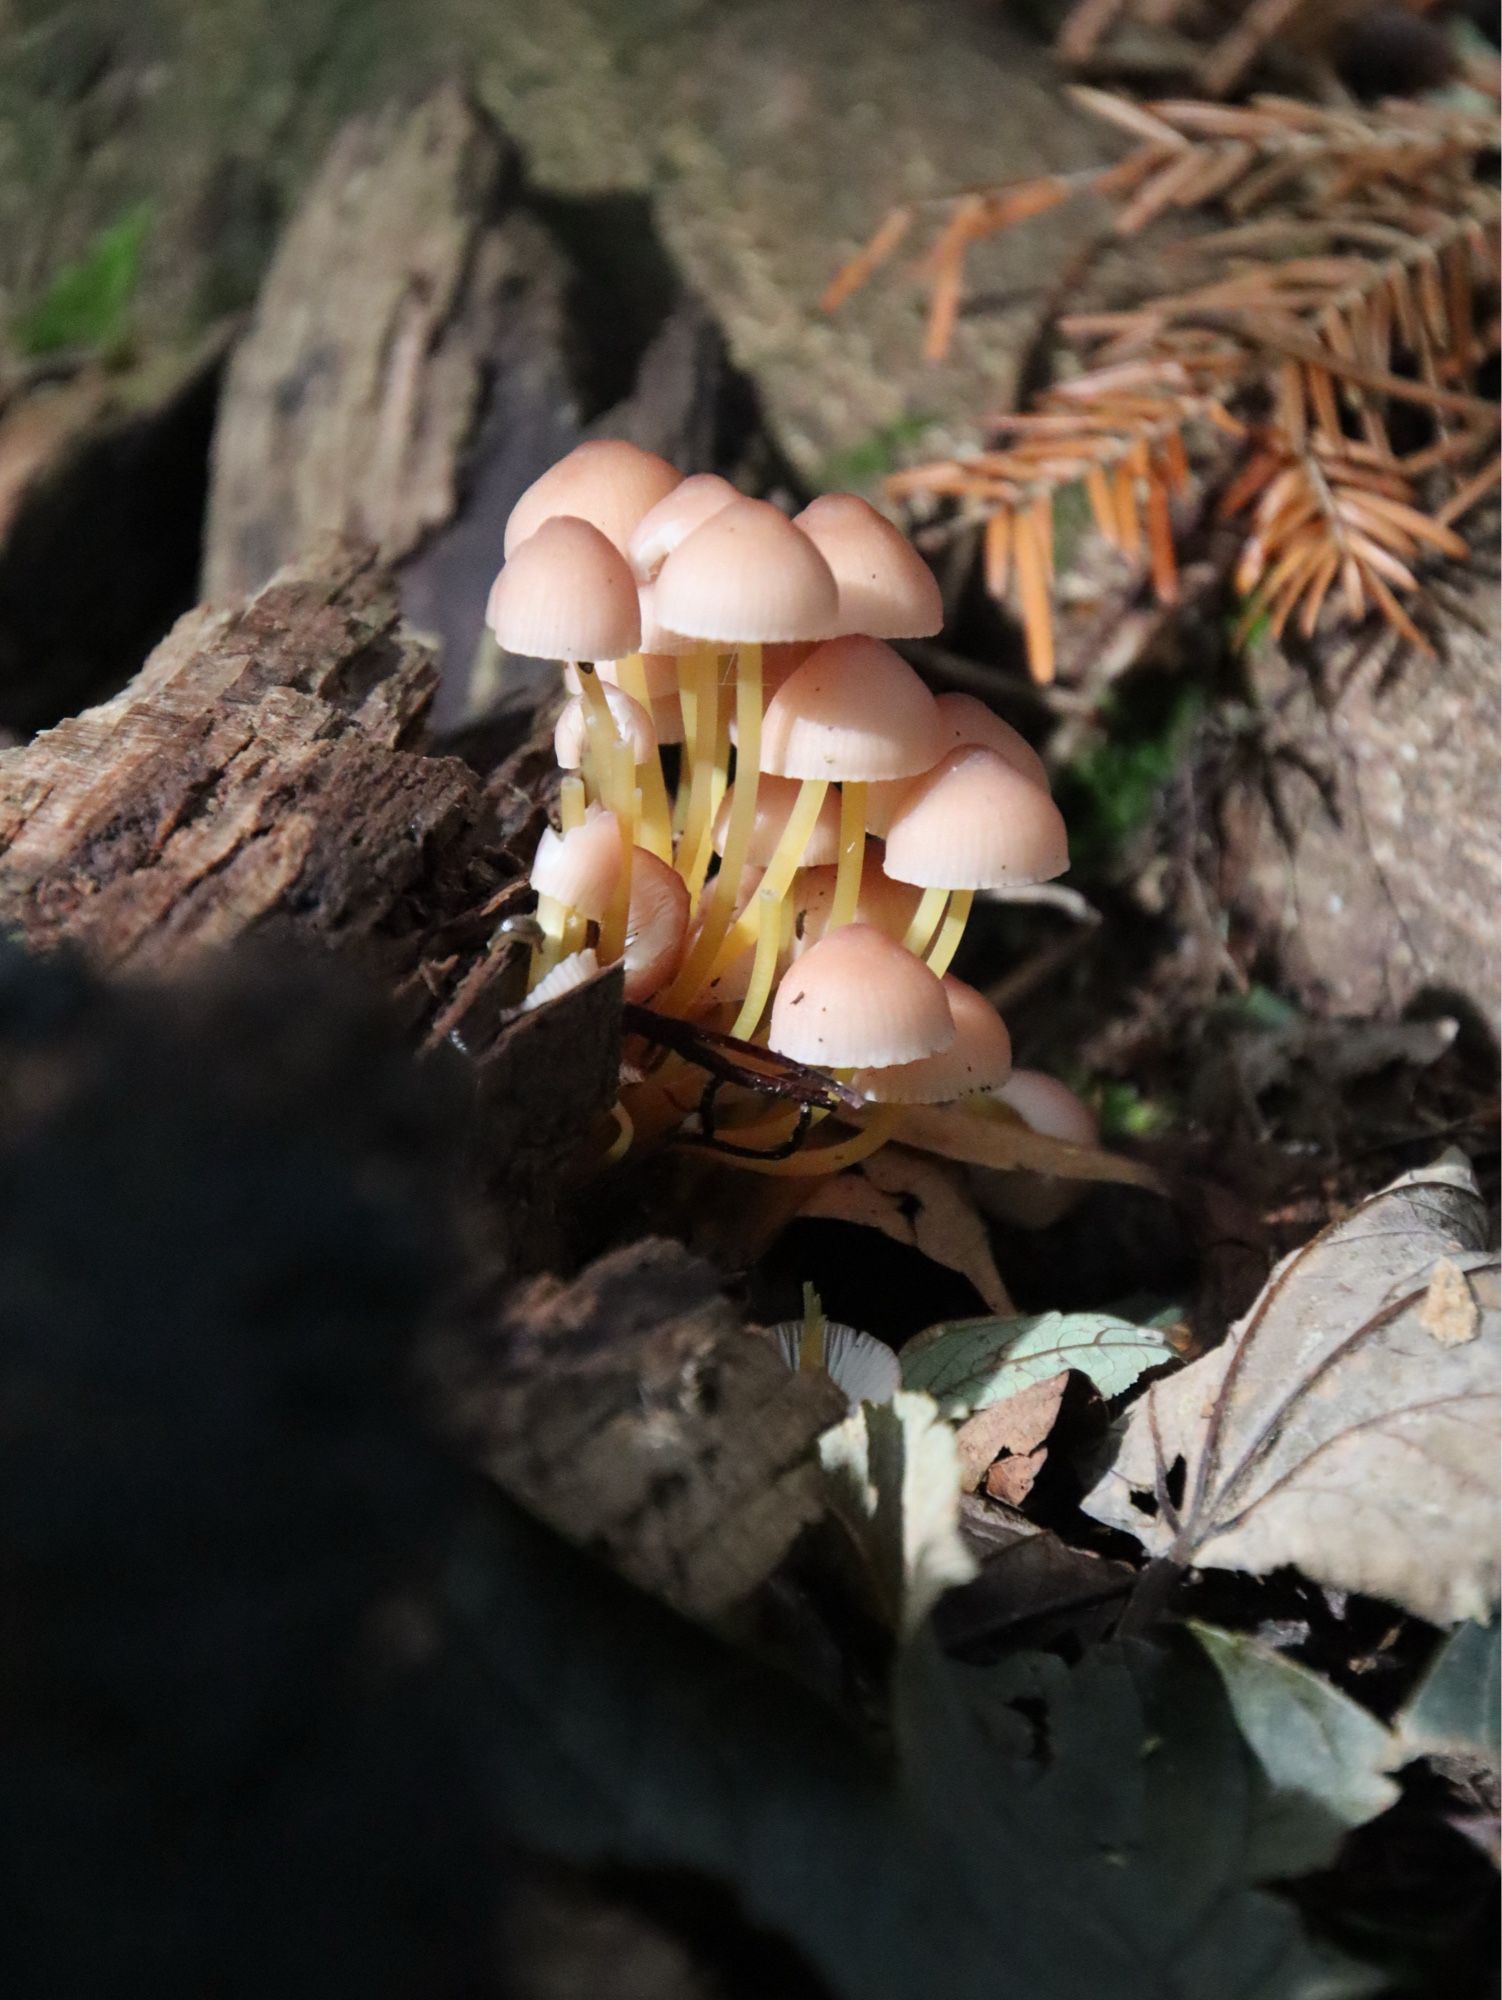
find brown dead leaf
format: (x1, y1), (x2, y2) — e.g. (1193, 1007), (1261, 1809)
(895, 1100), (1165, 1196)
(799, 1145), (1013, 1313)
(1085, 1158), (1500, 1625)
(955, 1371), (1069, 1493)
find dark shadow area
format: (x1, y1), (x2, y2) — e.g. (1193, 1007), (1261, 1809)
(0, 348), (223, 736)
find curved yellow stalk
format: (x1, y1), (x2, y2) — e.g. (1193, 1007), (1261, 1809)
(662, 643), (763, 1009)
(926, 888), (974, 976)
(901, 884), (949, 958)
(675, 647), (720, 901)
(827, 781), (866, 930)
(614, 653), (674, 862)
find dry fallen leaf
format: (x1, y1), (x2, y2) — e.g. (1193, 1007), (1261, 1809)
(819, 1391), (978, 1636)
(1084, 1158), (1500, 1625)
(955, 1371), (1069, 1494)
(799, 1146), (1013, 1313)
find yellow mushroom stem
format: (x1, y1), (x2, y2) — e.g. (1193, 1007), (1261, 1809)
(675, 646), (721, 902)
(725, 795), (827, 1039)
(662, 643), (763, 1009)
(596, 739), (637, 965)
(598, 1098), (635, 1167)
(573, 663), (629, 819)
(713, 1102), (900, 1177)
(614, 653), (674, 862)
(926, 888), (975, 977)
(901, 884), (949, 958)
(798, 1283), (826, 1371)
(827, 781), (866, 931)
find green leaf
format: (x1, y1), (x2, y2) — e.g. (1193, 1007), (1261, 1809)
(1190, 1622), (1400, 1876)
(902, 1309), (1174, 1418)
(818, 1389), (976, 1635)
(453, 1500), (1378, 2000)
(894, 1630), (1380, 2000)
(1396, 1616), (1500, 1768)
(16, 203), (153, 358)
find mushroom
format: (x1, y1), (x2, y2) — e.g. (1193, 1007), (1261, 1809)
(850, 976), (1012, 1103)
(654, 499), (839, 1010)
(554, 682), (672, 862)
(622, 848), (691, 1001)
(793, 492), (944, 639)
(489, 516), (643, 963)
(972, 1069), (1101, 1229)
(883, 746), (1070, 972)
(522, 948), (600, 1010)
(721, 635), (941, 1038)
(766, 1316), (901, 1409)
(628, 472), (740, 579)
(528, 809), (625, 973)
(769, 922), (954, 1067)
(754, 924), (957, 1174)
(504, 439), (681, 558)
(789, 847), (922, 956)
(865, 689), (1050, 837)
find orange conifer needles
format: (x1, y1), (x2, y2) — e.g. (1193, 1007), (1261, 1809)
(823, 91), (1499, 679)
(489, 442), (1066, 1174)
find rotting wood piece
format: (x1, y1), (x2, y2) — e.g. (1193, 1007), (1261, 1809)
(431, 1238), (846, 1624)
(0, 540), (510, 991)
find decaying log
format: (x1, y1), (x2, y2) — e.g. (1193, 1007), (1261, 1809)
(433, 1240), (846, 1624)
(0, 539), (620, 1272)
(1223, 553), (1502, 1038)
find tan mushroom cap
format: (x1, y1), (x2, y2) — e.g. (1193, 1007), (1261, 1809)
(654, 497), (839, 644)
(995, 1069), (1099, 1146)
(865, 692), (1050, 837)
(622, 849), (690, 1000)
(760, 635), (942, 782)
(790, 849), (922, 955)
(629, 473), (740, 580)
(488, 517), (641, 662)
(636, 581), (699, 656)
(504, 439), (681, 557)
(883, 747), (1069, 889)
(852, 977), (1012, 1103)
(711, 773), (843, 868)
(528, 809), (624, 920)
(553, 682), (657, 770)
(934, 692), (1049, 791)
(794, 492), (943, 638)
(768, 923), (955, 1068)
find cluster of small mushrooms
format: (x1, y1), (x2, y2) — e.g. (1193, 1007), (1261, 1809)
(487, 440), (1080, 1176)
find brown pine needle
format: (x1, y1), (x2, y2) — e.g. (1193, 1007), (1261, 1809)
(820, 206), (914, 315)
(983, 507), (1013, 598)
(1013, 510), (1057, 685)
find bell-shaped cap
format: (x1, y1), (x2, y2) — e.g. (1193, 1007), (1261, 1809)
(489, 517), (641, 661)
(790, 850), (921, 955)
(622, 849), (690, 1001)
(852, 976), (1012, 1103)
(504, 439), (681, 557)
(760, 634), (941, 781)
(794, 492), (943, 638)
(628, 472), (740, 580)
(995, 1068), (1098, 1145)
(933, 691), (1048, 790)
(655, 497), (838, 644)
(768, 922), (954, 1068)
(528, 809), (624, 920)
(883, 747), (1068, 889)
